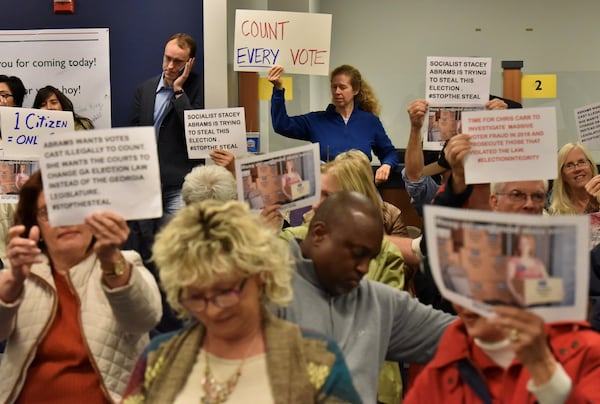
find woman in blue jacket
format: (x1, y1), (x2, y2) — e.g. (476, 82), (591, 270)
(268, 64), (398, 184)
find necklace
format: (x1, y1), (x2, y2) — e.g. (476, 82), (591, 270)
(201, 333), (260, 404)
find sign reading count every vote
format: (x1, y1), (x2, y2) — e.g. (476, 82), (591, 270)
(40, 127), (162, 226)
(234, 9), (332, 75)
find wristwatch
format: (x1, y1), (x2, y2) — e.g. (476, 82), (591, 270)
(102, 254), (127, 277)
(173, 89), (184, 96)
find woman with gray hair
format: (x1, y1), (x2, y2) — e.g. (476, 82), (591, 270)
(181, 164), (237, 205)
(122, 199), (360, 403)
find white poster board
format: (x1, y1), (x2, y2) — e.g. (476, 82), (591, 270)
(235, 143), (320, 212)
(575, 102), (600, 150)
(0, 29), (111, 128)
(184, 107), (247, 158)
(462, 107), (558, 184)
(40, 127), (162, 226)
(425, 56), (492, 104)
(423, 56), (491, 151)
(0, 107), (75, 157)
(424, 205), (589, 322)
(234, 9), (332, 75)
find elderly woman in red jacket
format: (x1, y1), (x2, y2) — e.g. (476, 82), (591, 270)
(405, 303), (600, 403)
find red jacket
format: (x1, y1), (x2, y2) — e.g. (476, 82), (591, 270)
(405, 319), (600, 403)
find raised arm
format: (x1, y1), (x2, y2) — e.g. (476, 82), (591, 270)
(404, 99), (429, 181)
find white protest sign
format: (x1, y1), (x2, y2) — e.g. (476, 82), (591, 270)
(234, 9), (331, 75)
(424, 205), (589, 322)
(235, 143), (320, 212)
(185, 107), (247, 158)
(0, 29), (111, 128)
(462, 107), (558, 184)
(575, 102), (600, 150)
(0, 107), (75, 157)
(426, 56), (492, 105)
(40, 127), (162, 226)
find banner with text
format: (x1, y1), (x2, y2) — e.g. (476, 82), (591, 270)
(234, 9), (331, 75)
(462, 107), (557, 184)
(40, 127), (161, 226)
(184, 107), (247, 158)
(0, 29), (111, 128)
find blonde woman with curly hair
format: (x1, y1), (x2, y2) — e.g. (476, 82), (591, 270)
(320, 150), (408, 237)
(122, 200), (360, 403)
(268, 64), (398, 184)
(549, 142), (600, 214)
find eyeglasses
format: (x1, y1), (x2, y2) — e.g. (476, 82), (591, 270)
(0, 93), (13, 101)
(563, 159), (590, 172)
(495, 190), (546, 204)
(180, 278), (249, 312)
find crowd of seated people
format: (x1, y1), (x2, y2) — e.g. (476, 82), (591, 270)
(1, 67), (600, 404)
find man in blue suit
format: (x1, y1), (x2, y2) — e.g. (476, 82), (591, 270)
(129, 33), (204, 333)
(131, 32), (204, 215)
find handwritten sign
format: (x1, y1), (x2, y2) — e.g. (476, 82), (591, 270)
(426, 56), (492, 104)
(462, 107), (557, 184)
(0, 107), (75, 158)
(575, 102), (600, 150)
(40, 127), (162, 226)
(234, 9), (332, 75)
(184, 107), (247, 158)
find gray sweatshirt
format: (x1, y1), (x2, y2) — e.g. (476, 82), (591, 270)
(276, 239), (455, 403)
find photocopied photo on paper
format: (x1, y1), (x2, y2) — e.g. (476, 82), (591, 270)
(235, 143), (320, 212)
(424, 205), (590, 322)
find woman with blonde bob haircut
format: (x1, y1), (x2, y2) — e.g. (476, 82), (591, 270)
(550, 142), (600, 214)
(322, 149), (408, 237)
(123, 200), (360, 403)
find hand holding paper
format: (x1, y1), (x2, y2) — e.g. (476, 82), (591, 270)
(491, 305), (557, 386)
(407, 99), (428, 129)
(2, 225), (42, 302)
(444, 134), (471, 194)
(584, 174), (600, 200)
(267, 65), (284, 89)
(84, 211), (130, 264)
(485, 98), (508, 110)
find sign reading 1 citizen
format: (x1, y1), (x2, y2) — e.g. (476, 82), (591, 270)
(13, 111), (70, 130)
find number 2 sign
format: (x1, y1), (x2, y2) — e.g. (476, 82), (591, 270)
(522, 74), (557, 99)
